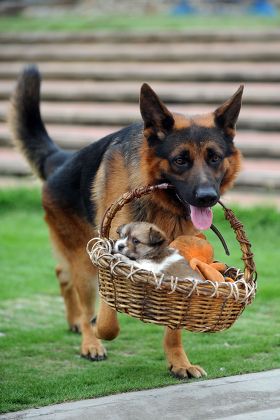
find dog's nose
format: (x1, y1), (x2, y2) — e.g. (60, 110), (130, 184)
(194, 186), (218, 206)
(118, 244), (125, 252)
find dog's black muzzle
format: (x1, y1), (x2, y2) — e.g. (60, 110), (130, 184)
(194, 186), (219, 207)
(168, 179), (220, 209)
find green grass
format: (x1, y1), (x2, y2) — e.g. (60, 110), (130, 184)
(1, 14), (280, 32)
(0, 187), (280, 414)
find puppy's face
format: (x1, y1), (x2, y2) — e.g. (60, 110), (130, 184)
(114, 222), (167, 260)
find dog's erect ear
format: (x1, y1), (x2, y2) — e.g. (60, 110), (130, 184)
(140, 83), (174, 138)
(214, 85), (244, 136)
(149, 226), (166, 246)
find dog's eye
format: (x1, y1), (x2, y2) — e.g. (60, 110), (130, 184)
(209, 155), (221, 165)
(132, 238), (140, 245)
(173, 156), (189, 166)
(207, 149), (223, 165)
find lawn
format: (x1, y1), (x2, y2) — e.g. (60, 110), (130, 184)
(0, 14), (280, 32)
(0, 187), (279, 414)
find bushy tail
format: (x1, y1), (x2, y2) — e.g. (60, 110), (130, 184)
(9, 65), (69, 180)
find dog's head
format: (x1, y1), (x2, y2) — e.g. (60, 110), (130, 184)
(114, 222), (167, 260)
(139, 84), (243, 229)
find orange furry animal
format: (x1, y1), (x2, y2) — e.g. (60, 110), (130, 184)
(170, 234), (231, 282)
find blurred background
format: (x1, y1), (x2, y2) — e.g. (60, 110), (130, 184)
(0, 0), (280, 207)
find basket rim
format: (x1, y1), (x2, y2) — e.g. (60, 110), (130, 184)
(87, 236), (257, 304)
(97, 183), (257, 284)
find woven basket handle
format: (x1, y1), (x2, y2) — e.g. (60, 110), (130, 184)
(100, 183), (257, 284)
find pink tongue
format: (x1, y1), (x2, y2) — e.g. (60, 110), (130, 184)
(190, 205), (213, 230)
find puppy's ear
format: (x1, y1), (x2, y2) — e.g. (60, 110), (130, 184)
(140, 83), (174, 141)
(149, 226), (166, 246)
(214, 85), (244, 137)
(116, 224), (126, 237)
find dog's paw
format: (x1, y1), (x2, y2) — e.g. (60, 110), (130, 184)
(169, 364), (207, 380)
(81, 339), (107, 362)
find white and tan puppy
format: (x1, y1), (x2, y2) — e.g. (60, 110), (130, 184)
(114, 222), (202, 280)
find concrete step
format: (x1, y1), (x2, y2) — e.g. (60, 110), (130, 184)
(0, 124), (117, 149)
(1, 42), (280, 62)
(1, 62), (280, 82)
(1, 29), (280, 44)
(1, 30), (279, 193)
(2, 80), (280, 105)
(1, 124), (280, 158)
(1, 101), (280, 131)
(1, 148), (280, 189)
(236, 158), (280, 189)
(223, 190), (280, 209)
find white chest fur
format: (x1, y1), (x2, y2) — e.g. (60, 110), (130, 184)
(134, 251), (183, 274)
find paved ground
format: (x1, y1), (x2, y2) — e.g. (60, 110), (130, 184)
(2, 369), (280, 420)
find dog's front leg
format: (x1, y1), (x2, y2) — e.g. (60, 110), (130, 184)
(95, 299), (120, 341)
(163, 327), (207, 379)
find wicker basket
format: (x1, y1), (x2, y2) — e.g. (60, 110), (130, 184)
(87, 183), (257, 333)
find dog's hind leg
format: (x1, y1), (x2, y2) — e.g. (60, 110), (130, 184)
(55, 264), (82, 333)
(51, 236), (107, 360)
(43, 190), (107, 361)
(70, 255), (107, 360)
(163, 328), (207, 379)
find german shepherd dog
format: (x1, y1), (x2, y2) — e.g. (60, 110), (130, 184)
(9, 66), (243, 379)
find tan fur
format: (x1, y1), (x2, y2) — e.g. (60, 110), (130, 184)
(43, 186), (107, 359)
(142, 201), (198, 240)
(164, 328), (206, 378)
(55, 265), (82, 331)
(93, 153), (137, 239)
(192, 113), (215, 128)
(95, 299), (120, 341)
(140, 142), (168, 185)
(173, 113), (191, 129)
(220, 148), (242, 194)
(140, 140), (190, 221)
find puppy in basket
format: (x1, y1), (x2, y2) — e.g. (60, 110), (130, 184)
(114, 222), (202, 280)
